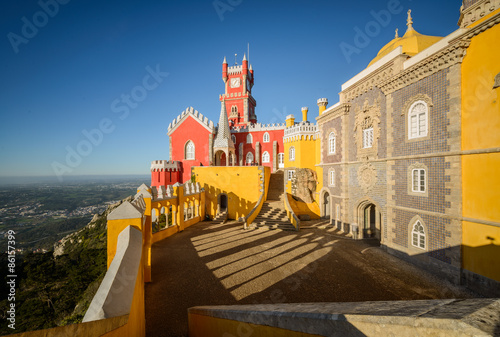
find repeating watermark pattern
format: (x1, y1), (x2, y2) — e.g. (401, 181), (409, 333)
(339, 0), (404, 64)
(7, 0), (71, 54)
(51, 64), (169, 182)
(6, 230), (17, 330)
(213, 0), (243, 21)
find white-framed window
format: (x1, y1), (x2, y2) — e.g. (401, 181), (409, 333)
(246, 133), (253, 144)
(278, 153), (284, 168)
(246, 152), (254, 164)
(185, 141), (195, 160)
(411, 221), (426, 250)
(231, 134), (236, 144)
(287, 170), (295, 181)
(329, 169), (335, 187)
(263, 132), (270, 143)
(328, 132), (336, 154)
(412, 168), (426, 193)
(363, 128), (373, 148)
(231, 105), (238, 114)
(408, 101), (428, 139)
(262, 151), (270, 163)
(289, 146), (295, 161)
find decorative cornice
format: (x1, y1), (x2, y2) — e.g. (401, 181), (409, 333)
(379, 39), (470, 95)
(316, 103), (351, 125)
(461, 6), (500, 38)
(341, 59), (401, 102)
(458, 0), (500, 28)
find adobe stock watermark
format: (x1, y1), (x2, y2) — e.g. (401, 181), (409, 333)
(339, 0), (404, 64)
(7, 0), (71, 54)
(51, 64), (169, 181)
(213, 0), (243, 21)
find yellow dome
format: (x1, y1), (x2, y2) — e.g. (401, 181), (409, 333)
(367, 11), (443, 67)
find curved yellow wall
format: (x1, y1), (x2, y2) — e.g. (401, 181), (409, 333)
(461, 13), (500, 283)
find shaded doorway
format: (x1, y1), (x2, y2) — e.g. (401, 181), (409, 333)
(219, 194), (228, 213)
(323, 192), (330, 218)
(361, 203), (381, 241)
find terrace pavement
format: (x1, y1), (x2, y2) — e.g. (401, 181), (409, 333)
(145, 219), (473, 337)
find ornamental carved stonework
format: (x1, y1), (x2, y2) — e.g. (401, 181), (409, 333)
(353, 97), (382, 160)
(357, 162), (377, 193)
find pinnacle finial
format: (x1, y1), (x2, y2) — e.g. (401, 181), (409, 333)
(223, 56), (227, 64)
(406, 9), (413, 31)
(243, 53), (247, 61)
(249, 64), (253, 71)
(395, 28), (399, 38)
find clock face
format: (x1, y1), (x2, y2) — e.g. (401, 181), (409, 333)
(230, 77), (241, 88)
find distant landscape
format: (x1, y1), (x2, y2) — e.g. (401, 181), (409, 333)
(0, 175), (149, 335)
(0, 175), (149, 252)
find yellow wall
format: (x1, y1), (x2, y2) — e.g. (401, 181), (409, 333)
(461, 13), (500, 283)
(193, 166), (266, 220)
(188, 313), (322, 337)
(462, 14), (500, 151)
(107, 218), (143, 268)
(462, 221), (500, 282)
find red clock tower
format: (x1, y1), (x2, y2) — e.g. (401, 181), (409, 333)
(221, 54), (257, 127)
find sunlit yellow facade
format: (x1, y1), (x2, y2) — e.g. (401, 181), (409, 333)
(460, 7), (500, 284)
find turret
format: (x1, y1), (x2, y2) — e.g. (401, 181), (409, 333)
(317, 98), (328, 116)
(242, 53), (248, 75)
(286, 114), (295, 127)
(222, 56), (228, 83)
(301, 107), (308, 122)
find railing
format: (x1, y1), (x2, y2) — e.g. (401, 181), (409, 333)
(284, 193), (300, 231)
(243, 166), (270, 229)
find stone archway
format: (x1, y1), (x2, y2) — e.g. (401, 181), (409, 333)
(355, 199), (382, 241)
(319, 188), (331, 220)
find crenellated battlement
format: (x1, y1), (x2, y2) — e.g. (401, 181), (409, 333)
(284, 121), (318, 141)
(168, 107), (215, 134)
(231, 122), (286, 133)
(227, 65), (242, 74)
(150, 160), (182, 172)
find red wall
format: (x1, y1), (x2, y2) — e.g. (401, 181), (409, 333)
(232, 129), (284, 170)
(151, 169), (181, 189)
(170, 116), (212, 182)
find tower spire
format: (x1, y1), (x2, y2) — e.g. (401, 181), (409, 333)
(214, 99), (234, 149)
(243, 53), (247, 61)
(406, 9), (414, 31)
(223, 56), (227, 64)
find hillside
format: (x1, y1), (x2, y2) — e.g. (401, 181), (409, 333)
(0, 197), (131, 336)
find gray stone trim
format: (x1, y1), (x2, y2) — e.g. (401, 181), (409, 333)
(458, 0), (500, 28)
(83, 226), (142, 322)
(188, 299), (500, 337)
(315, 147), (500, 166)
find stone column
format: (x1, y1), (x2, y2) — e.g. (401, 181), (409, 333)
(255, 141), (261, 165)
(208, 134), (214, 165)
(239, 143), (244, 166)
(273, 140), (278, 172)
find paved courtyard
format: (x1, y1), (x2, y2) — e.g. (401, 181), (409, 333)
(145, 220), (473, 337)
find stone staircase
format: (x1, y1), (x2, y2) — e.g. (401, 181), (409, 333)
(212, 211), (227, 224)
(249, 171), (296, 231)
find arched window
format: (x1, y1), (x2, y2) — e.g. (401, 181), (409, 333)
(246, 133), (253, 144)
(411, 220), (426, 249)
(231, 105), (238, 114)
(408, 101), (428, 139)
(231, 134), (236, 144)
(246, 152), (254, 164)
(185, 141), (195, 160)
(328, 132), (336, 154)
(263, 132), (270, 143)
(289, 146), (295, 161)
(329, 169), (335, 187)
(262, 151), (270, 163)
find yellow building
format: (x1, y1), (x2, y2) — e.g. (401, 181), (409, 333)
(459, 2), (500, 292)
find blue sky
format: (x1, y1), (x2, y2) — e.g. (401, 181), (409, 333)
(0, 0), (461, 179)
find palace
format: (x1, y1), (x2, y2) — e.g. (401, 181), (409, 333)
(14, 2), (499, 337)
(152, 5), (500, 295)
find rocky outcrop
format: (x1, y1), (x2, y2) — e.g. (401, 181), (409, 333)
(291, 168), (317, 203)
